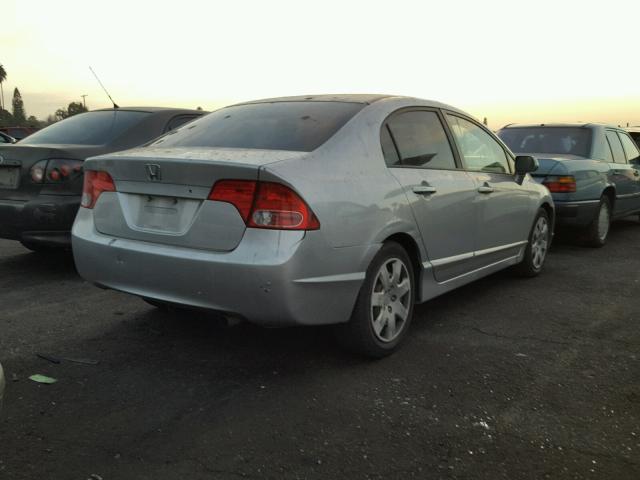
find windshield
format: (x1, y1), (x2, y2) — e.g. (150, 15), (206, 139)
(149, 101), (365, 152)
(498, 127), (592, 157)
(20, 110), (151, 145)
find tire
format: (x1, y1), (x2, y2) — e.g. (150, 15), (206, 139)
(20, 241), (54, 253)
(515, 208), (551, 277)
(584, 196), (611, 248)
(336, 242), (416, 358)
(142, 297), (172, 311)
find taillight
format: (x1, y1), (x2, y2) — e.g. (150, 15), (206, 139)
(30, 159), (83, 183)
(30, 160), (46, 183)
(208, 180), (257, 222)
(543, 175), (576, 193)
(209, 180), (320, 230)
(81, 170), (115, 209)
(47, 159), (83, 182)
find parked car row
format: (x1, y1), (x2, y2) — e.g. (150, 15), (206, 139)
(1, 94), (638, 357)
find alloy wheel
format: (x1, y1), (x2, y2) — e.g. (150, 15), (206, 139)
(370, 258), (411, 343)
(597, 202), (610, 242)
(531, 216), (549, 269)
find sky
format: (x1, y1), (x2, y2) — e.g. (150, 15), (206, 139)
(2, 0), (640, 129)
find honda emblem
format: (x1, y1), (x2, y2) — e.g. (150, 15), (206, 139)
(146, 164), (162, 181)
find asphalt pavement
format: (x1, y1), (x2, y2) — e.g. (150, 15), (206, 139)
(0, 221), (639, 479)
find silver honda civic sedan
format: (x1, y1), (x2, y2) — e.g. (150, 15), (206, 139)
(72, 95), (554, 357)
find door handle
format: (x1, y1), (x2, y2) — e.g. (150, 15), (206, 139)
(478, 184), (494, 194)
(412, 185), (437, 195)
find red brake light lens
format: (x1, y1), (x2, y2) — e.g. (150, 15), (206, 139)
(543, 175), (576, 193)
(249, 182), (320, 230)
(81, 170), (116, 209)
(209, 180), (320, 230)
(209, 180), (257, 222)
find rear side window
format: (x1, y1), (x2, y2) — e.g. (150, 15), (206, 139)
(150, 101), (365, 152)
(603, 137), (614, 162)
(385, 110), (456, 169)
(618, 132), (640, 161)
(165, 115), (200, 132)
(380, 125), (400, 166)
(606, 131), (626, 163)
(20, 111), (151, 146)
(447, 114), (510, 173)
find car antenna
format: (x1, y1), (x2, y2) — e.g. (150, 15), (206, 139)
(89, 66), (119, 109)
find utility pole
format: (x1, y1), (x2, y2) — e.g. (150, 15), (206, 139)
(81, 94), (88, 108)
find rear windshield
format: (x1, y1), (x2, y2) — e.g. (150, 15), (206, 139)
(20, 111), (151, 146)
(498, 127), (592, 157)
(149, 101), (365, 152)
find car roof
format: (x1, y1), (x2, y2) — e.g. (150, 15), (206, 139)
(501, 122), (619, 130)
(230, 94), (470, 117)
(92, 106), (205, 114)
(235, 94), (392, 106)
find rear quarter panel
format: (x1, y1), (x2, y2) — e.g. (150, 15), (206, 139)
(548, 159), (611, 202)
(262, 99), (426, 257)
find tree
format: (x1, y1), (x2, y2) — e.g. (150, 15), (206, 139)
(52, 101), (88, 122)
(0, 64), (6, 111)
(0, 108), (13, 128)
(54, 108), (68, 121)
(67, 101), (87, 117)
(12, 88), (26, 125)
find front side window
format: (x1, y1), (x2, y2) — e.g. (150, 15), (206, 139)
(150, 101), (365, 152)
(384, 110), (456, 169)
(447, 114), (510, 173)
(498, 127), (592, 158)
(606, 131), (626, 163)
(618, 132), (640, 162)
(20, 111), (151, 146)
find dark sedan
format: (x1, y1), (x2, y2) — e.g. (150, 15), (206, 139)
(498, 123), (640, 246)
(0, 107), (204, 250)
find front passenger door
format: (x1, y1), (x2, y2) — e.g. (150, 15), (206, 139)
(383, 109), (478, 283)
(445, 113), (532, 267)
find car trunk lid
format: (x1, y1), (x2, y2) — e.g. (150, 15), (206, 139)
(529, 154), (583, 181)
(86, 147), (305, 251)
(0, 144), (101, 201)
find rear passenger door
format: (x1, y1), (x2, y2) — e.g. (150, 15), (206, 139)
(382, 109), (478, 283)
(606, 130), (639, 215)
(445, 113), (532, 267)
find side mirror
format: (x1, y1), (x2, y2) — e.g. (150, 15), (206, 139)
(515, 155), (538, 174)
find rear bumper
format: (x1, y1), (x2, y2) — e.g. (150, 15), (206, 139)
(554, 200), (599, 228)
(72, 208), (378, 327)
(0, 194), (80, 245)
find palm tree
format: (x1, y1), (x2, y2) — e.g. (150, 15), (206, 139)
(0, 64), (6, 111)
